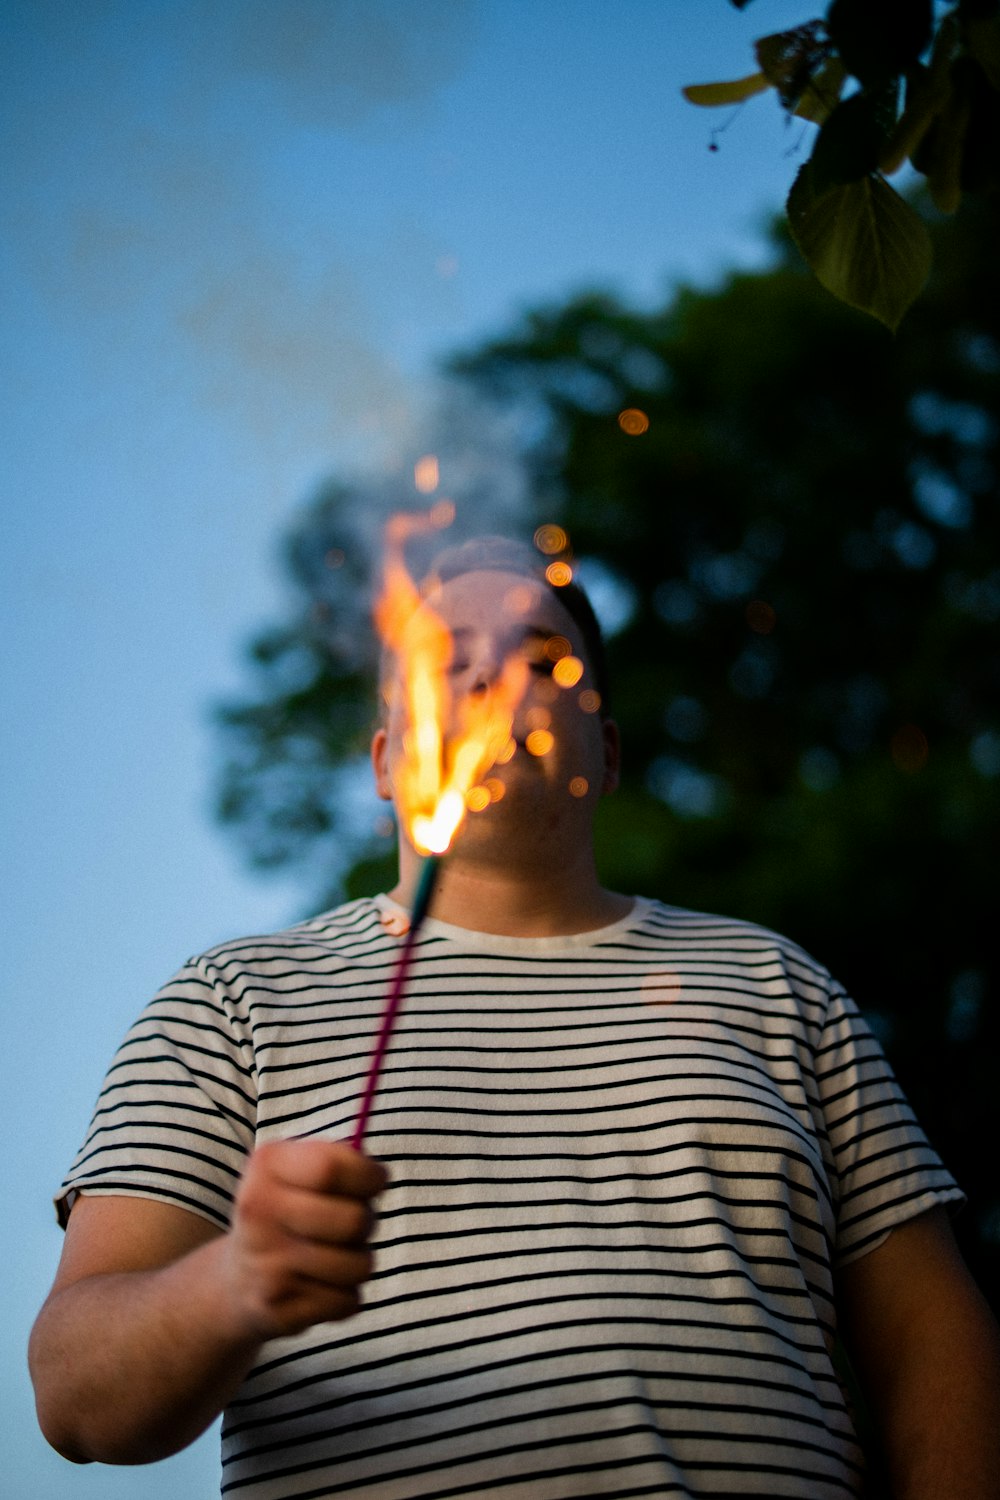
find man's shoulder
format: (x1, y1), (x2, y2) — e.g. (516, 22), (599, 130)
(180, 895), (392, 974)
(637, 899), (831, 980)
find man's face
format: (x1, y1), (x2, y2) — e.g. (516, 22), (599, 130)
(372, 568), (619, 847)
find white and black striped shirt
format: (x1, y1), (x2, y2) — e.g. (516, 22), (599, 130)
(58, 896), (962, 1499)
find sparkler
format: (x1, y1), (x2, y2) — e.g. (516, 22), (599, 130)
(350, 508), (529, 1147)
(350, 853), (439, 1148)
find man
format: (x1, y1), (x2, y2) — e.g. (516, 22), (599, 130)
(30, 537), (1000, 1498)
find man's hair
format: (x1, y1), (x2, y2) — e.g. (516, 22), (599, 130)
(421, 536), (611, 711)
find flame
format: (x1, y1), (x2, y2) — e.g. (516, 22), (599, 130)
(375, 510), (529, 856)
(414, 454), (440, 494)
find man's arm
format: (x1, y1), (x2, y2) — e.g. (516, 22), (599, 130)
(29, 1139), (387, 1465)
(838, 1204), (1000, 1500)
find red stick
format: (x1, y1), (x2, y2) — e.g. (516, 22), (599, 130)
(350, 856), (440, 1148)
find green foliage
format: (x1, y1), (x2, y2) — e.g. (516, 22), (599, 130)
(214, 192), (1000, 1310)
(787, 165), (932, 329)
(685, 1), (1000, 326)
(214, 482), (382, 873)
(827, 0), (933, 88)
(684, 72), (772, 106)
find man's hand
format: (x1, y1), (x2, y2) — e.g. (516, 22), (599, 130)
(219, 1138), (389, 1340)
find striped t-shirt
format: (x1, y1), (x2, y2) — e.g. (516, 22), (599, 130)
(58, 895), (962, 1499)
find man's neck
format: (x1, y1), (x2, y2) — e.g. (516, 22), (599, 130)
(390, 843), (632, 938)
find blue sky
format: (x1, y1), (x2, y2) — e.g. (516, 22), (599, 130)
(3, 1), (810, 1493)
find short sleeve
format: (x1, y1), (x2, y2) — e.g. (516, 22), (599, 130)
(814, 983), (965, 1265)
(55, 957), (257, 1230)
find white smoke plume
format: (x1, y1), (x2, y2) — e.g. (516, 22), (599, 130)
(3, 0), (479, 468)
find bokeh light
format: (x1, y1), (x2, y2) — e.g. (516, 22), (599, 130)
(428, 498), (456, 528)
(525, 729), (555, 757)
(414, 455), (439, 493)
(503, 583), (538, 617)
(545, 561), (573, 587)
(466, 785), (491, 812)
(534, 523), (569, 555)
(746, 599), (777, 635)
(578, 689), (602, 714)
(618, 407), (650, 436)
(568, 776), (589, 797)
(640, 969), (683, 1004)
(553, 655), (584, 688)
(891, 724), (929, 773)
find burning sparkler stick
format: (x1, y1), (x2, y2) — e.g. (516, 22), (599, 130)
(350, 853), (440, 1149)
(349, 506), (529, 1148)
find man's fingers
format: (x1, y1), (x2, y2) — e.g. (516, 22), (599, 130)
(252, 1139), (388, 1200)
(218, 1139), (390, 1341)
(276, 1188), (374, 1248)
(286, 1241), (375, 1292)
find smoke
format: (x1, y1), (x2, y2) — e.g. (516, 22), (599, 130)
(286, 374), (541, 673)
(3, 0), (479, 465)
(176, 0), (476, 130)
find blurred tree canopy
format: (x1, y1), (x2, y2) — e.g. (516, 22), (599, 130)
(685, 0), (1000, 327)
(214, 192), (1000, 1309)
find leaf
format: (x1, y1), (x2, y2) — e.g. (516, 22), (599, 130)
(755, 24), (827, 108)
(810, 87), (899, 192)
(918, 60), (976, 211)
(879, 60), (950, 173)
(682, 72), (771, 107)
(827, 0), (934, 87)
(966, 15), (1000, 89)
(958, 56), (1000, 192)
(794, 57), (848, 123)
(786, 164), (933, 330)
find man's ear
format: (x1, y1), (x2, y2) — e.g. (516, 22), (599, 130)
(371, 728), (393, 802)
(601, 717), (621, 795)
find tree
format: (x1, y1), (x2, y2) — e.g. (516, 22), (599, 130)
(685, 0), (1000, 327)
(214, 192), (1000, 1315)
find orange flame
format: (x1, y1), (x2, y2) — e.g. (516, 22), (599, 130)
(375, 511), (529, 856)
